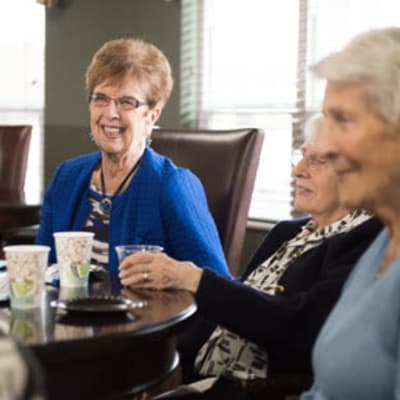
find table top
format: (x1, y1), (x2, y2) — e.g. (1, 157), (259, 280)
(0, 204), (40, 212)
(0, 270), (196, 348)
(0, 195), (41, 243)
(0, 191), (41, 209)
(0, 271), (197, 399)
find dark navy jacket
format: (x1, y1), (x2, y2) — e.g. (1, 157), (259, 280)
(179, 216), (383, 377)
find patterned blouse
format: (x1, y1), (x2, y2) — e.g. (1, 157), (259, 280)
(81, 183), (111, 269)
(194, 210), (371, 381)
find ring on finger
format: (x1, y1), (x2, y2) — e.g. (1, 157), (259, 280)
(142, 271), (150, 282)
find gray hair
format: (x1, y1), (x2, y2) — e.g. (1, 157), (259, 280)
(311, 27), (400, 128)
(304, 113), (324, 142)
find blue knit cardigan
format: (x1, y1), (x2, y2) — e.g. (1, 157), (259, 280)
(36, 148), (230, 276)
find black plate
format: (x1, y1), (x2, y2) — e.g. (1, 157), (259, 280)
(0, 271), (9, 302)
(0, 261), (6, 271)
(50, 296), (146, 314)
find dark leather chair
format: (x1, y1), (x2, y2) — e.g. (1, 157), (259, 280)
(152, 128), (264, 276)
(0, 126), (41, 253)
(0, 125), (32, 201)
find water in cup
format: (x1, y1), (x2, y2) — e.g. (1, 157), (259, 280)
(115, 244), (163, 264)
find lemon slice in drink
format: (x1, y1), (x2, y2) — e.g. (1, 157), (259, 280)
(11, 279), (34, 298)
(13, 320), (34, 341)
(71, 262), (90, 278)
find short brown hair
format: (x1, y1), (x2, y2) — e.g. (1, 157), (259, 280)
(85, 38), (173, 109)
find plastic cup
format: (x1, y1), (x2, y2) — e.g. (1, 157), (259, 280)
(115, 244), (163, 264)
(4, 245), (50, 309)
(54, 231), (94, 287)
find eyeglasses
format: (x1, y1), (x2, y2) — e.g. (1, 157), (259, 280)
(89, 93), (147, 111)
(291, 149), (329, 170)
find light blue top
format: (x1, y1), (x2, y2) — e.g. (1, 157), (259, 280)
(301, 228), (400, 400)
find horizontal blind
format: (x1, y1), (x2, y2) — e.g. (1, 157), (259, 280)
(199, 0), (299, 220)
(291, 0), (309, 217)
(182, 0), (400, 221)
(180, 0), (204, 128)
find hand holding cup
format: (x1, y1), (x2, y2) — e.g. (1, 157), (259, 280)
(115, 244), (164, 264)
(117, 246), (202, 293)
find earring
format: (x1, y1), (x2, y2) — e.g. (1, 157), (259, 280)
(146, 137), (153, 147)
(88, 132), (94, 142)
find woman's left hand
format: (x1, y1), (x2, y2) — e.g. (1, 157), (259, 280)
(118, 252), (203, 293)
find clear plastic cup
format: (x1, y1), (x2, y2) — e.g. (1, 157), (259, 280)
(115, 244), (163, 264)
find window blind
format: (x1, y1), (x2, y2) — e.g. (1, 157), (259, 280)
(181, 0), (400, 221)
(180, 0), (204, 128)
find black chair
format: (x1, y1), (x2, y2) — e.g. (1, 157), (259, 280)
(0, 125), (32, 199)
(0, 126), (41, 254)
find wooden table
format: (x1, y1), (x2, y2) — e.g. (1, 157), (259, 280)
(0, 271), (197, 399)
(0, 198), (41, 256)
(0, 193), (41, 231)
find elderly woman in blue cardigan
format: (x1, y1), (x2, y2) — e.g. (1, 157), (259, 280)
(36, 37), (229, 277)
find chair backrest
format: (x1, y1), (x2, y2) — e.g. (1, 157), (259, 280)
(0, 125), (32, 199)
(151, 128), (264, 276)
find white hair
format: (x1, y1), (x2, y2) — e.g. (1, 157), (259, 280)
(311, 27), (400, 128)
(304, 113), (324, 143)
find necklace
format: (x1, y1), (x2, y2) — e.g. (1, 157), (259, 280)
(99, 155), (143, 216)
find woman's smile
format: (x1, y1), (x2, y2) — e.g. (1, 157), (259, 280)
(101, 124), (125, 140)
(295, 184), (313, 196)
